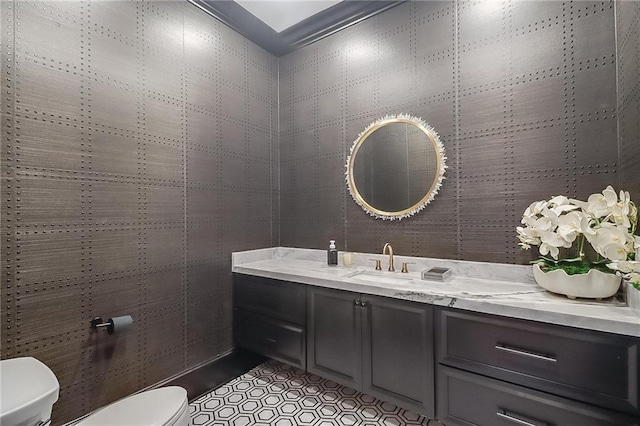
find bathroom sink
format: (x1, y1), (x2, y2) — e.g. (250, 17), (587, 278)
(348, 270), (417, 286)
(278, 264), (355, 278)
(313, 267), (355, 277)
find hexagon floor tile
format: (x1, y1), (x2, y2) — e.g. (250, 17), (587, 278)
(189, 360), (445, 426)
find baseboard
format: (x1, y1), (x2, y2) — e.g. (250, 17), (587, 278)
(162, 348), (266, 401)
(64, 349), (265, 425)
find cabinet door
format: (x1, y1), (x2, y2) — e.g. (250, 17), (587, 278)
(307, 287), (362, 390)
(362, 295), (435, 418)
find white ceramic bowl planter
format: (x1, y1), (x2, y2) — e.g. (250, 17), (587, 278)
(626, 282), (640, 310)
(533, 264), (621, 300)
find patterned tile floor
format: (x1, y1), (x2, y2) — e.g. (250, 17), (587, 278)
(189, 360), (445, 426)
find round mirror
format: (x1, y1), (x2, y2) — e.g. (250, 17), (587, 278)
(346, 114), (447, 220)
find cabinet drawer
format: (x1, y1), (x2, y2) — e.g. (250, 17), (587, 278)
(235, 310), (306, 369)
(436, 308), (640, 415)
(234, 274), (305, 325)
(437, 366), (638, 426)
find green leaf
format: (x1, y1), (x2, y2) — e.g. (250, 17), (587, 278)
(534, 257), (617, 275)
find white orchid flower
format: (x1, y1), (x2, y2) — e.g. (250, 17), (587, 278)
(539, 242), (560, 259)
(630, 205), (639, 226)
(600, 243), (630, 261)
(628, 272), (640, 284)
(547, 195), (581, 215)
(541, 208), (559, 224)
(602, 185), (619, 206)
(587, 221), (636, 261)
(516, 226), (541, 246)
(591, 223), (632, 259)
(607, 261), (624, 272)
(530, 216), (554, 232)
(549, 195), (571, 206)
(608, 262), (640, 285)
(540, 231), (568, 247)
(608, 189), (633, 228)
(585, 193), (612, 218)
(592, 222), (628, 245)
(551, 204), (581, 215)
(556, 211), (586, 243)
(608, 260), (640, 273)
(573, 186), (619, 218)
(619, 190), (631, 206)
(518, 187), (637, 266)
(538, 231), (572, 260)
(522, 200), (548, 220)
(611, 211), (631, 228)
(521, 215), (537, 228)
(579, 216), (596, 236)
(569, 198), (589, 211)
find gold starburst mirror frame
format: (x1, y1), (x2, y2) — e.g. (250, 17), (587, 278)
(346, 114), (447, 220)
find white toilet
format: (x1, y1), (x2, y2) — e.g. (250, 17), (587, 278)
(0, 357), (190, 426)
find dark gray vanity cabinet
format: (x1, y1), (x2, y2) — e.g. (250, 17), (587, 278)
(307, 286), (435, 417)
(435, 307), (640, 426)
(234, 271), (639, 425)
(233, 274), (306, 369)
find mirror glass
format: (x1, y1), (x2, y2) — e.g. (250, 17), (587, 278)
(346, 115), (446, 220)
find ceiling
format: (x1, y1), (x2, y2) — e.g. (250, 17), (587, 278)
(234, 0), (343, 33)
(189, 0), (405, 56)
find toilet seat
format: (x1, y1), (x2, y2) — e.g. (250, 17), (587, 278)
(76, 387), (189, 426)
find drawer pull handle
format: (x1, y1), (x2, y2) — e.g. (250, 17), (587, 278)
(266, 338), (277, 343)
(495, 344), (556, 363)
(497, 411), (548, 426)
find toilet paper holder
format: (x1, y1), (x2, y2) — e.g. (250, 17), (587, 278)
(90, 316), (133, 335)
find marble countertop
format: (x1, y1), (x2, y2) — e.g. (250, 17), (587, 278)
(232, 247), (640, 338)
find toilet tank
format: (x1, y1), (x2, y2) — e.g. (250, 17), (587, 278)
(0, 357), (60, 426)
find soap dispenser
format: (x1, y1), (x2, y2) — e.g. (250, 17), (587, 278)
(327, 240), (338, 266)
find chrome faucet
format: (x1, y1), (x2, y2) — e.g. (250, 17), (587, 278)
(382, 243), (395, 272)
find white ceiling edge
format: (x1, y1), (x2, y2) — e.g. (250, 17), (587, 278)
(234, 0), (343, 33)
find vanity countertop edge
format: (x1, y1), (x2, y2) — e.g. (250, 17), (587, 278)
(232, 247), (640, 338)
